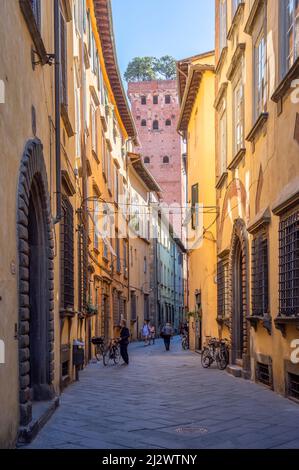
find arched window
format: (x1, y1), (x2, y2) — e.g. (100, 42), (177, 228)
(153, 95), (158, 104)
(144, 157), (150, 164)
(153, 120), (159, 130)
(165, 119), (171, 126)
(141, 96), (146, 105)
(165, 95), (171, 104)
(141, 119), (147, 127)
(163, 156), (169, 164)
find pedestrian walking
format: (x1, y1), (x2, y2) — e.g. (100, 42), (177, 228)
(119, 319), (130, 365)
(161, 322), (174, 351)
(142, 320), (150, 346)
(149, 323), (156, 345)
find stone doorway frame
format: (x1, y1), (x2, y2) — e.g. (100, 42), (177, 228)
(228, 219), (251, 376)
(17, 139), (55, 427)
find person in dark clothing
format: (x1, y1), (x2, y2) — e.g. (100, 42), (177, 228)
(119, 319), (130, 365)
(161, 323), (174, 351)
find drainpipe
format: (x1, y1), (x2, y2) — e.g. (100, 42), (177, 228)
(53, 0), (61, 225)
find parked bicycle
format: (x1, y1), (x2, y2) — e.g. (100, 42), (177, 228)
(201, 337), (229, 370)
(181, 334), (189, 350)
(103, 338), (120, 366)
(91, 336), (106, 362)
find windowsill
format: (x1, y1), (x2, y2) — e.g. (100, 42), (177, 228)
(216, 47), (228, 74)
(19, 0), (48, 65)
(247, 314), (272, 335)
(227, 147), (246, 170)
(60, 308), (76, 319)
(216, 171), (228, 190)
(61, 103), (74, 138)
(244, 0), (265, 35)
(274, 315), (299, 337)
(272, 175), (299, 216)
(92, 150), (100, 163)
(227, 2), (245, 40)
(271, 57), (299, 103)
(247, 207), (271, 234)
(246, 113), (269, 143)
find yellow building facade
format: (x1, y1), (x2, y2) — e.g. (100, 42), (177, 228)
(0, 0), (137, 448)
(177, 52), (218, 351)
(215, 0), (299, 394)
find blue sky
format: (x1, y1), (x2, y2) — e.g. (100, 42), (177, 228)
(111, 0), (215, 80)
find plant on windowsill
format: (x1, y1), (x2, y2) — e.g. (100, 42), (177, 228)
(187, 311), (202, 321)
(86, 302), (98, 316)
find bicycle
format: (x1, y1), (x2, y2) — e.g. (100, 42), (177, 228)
(103, 338), (120, 366)
(181, 334), (189, 350)
(91, 336), (106, 362)
(201, 337), (229, 370)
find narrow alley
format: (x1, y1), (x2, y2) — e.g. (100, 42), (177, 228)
(24, 338), (299, 450)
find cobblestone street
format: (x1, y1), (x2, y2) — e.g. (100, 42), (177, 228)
(23, 337), (299, 450)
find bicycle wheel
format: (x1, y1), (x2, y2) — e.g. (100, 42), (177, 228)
(216, 348), (229, 370)
(103, 348), (110, 366)
(113, 345), (120, 365)
(95, 345), (103, 362)
(201, 348), (211, 368)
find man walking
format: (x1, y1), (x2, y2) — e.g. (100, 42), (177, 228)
(119, 319), (130, 365)
(161, 322), (173, 351)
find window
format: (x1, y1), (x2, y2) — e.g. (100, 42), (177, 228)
(75, 82), (81, 160)
(254, 32), (267, 120)
(252, 234), (269, 316)
(101, 132), (107, 178)
(141, 95), (146, 105)
(93, 199), (99, 251)
(60, 196), (74, 309)
(219, 0), (227, 51)
(282, 0), (299, 75)
(153, 95), (158, 104)
(141, 119), (147, 127)
(256, 362), (272, 387)
(131, 292), (137, 321)
(60, 9), (68, 107)
(165, 95), (171, 104)
(123, 240), (128, 276)
(279, 210), (299, 317)
(91, 104), (97, 156)
(116, 237), (121, 273)
(114, 166), (119, 204)
(217, 259), (229, 319)
(144, 156), (150, 164)
(288, 372), (299, 400)
(191, 183), (199, 230)
(113, 289), (120, 326)
(233, 76), (244, 154)
(144, 256), (147, 274)
(30, 0), (41, 29)
(165, 119), (171, 126)
(163, 156), (169, 164)
(153, 120), (159, 130)
(219, 99), (227, 175)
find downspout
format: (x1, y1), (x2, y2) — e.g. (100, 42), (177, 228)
(53, 0), (62, 225)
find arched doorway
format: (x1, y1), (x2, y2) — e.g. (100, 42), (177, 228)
(232, 238), (244, 362)
(228, 219), (250, 375)
(17, 140), (55, 426)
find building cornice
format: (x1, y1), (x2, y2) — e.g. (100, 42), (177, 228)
(92, 0), (138, 143)
(177, 64), (215, 132)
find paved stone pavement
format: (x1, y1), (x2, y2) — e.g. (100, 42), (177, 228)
(24, 337), (299, 449)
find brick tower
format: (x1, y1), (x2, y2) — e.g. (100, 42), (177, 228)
(127, 80), (183, 238)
